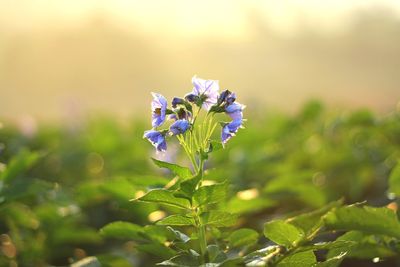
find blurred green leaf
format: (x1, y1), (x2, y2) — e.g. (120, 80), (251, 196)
(228, 228), (259, 248)
(100, 221), (144, 240)
(264, 220), (304, 247)
(137, 243), (176, 259)
(0, 149), (41, 183)
(389, 162), (400, 196)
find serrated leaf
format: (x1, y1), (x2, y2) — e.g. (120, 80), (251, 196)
(134, 189), (191, 210)
(177, 172), (202, 199)
(193, 182), (227, 207)
(100, 221), (144, 240)
(152, 158), (193, 180)
(389, 162), (400, 196)
(228, 228), (259, 248)
(200, 211), (237, 227)
(207, 244), (228, 263)
(277, 251), (316, 267)
(264, 220), (304, 247)
(324, 206), (400, 238)
(157, 215), (195, 226)
(288, 200), (343, 236)
(327, 231), (397, 260)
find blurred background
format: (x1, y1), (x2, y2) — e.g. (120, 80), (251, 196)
(1, 0), (400, 121)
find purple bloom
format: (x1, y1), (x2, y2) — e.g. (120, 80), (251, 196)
(144, 130), (167, 152)
(185, 76), (219, 110)
(221, 120), (243, 144)
(169, 108), (192, 121)
(169, 119), (190, 135)
(225, 102), (245, 121)
(172, 97), (185, 108)
(151, 92), (167, 127)
(217, 90), (235, 105)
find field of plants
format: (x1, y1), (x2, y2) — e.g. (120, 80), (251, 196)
(0, 99), (400, 266)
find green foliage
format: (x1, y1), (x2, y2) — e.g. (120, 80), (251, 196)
(151, 158), (193, 180)
(228, 228), (259, 248)
(264, 220), (304, 247)
(135, 189), (191, 210)
(0, 103), (400, 266)
(324, 205), (400, 238)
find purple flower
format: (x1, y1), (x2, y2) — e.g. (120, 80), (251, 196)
(169, 119), (190, 135)
(151, 92), (167, 127)
(185, 76), (219, 110)
(172, 97), (185, 108)
(217, 90), (235, 105)
(221, 120), (243, 144)
(169, 108), (192, 121)
(225, 102), (245, 121)
(144, 130), (167, 152)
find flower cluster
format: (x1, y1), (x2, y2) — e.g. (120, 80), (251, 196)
(143, 76), (245, 152)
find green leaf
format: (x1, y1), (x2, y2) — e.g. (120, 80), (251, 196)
(200, 211), (237, 227)
(208, 140), (223, 153)
(152, 158), (193, 180)
(226, 196), (275, 215)
(157, 215), (195, 226)
(288, 200), (343, 235)
(277, 251), (316, 267)
(157, 250), (200, 266)
(166, 226), (190, 243)
(327, 231), (397, 260)
(176, 172), (202, 199)
(100, 221), (144, 240)
(138, 243), (176, 259)
(313, 253), (347, 267)
(264, 220), (304, 247)
(324, 205), (400, 238)
(1, 149), (41, 183)
(389, 162), (400, 196)
(134, 189), (191, 210)
(228, 228), (259, 248)
(193, 182), (227, 207)
(207, 244), (227, 263)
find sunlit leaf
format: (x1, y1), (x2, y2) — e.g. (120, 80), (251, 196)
(264, 220), (304, 247)
(135, 189), (191, 210)
(200, 211), (237, 227)
(152, 158), (193, 180)
(157, 215), (195, 226)
(324, 206), (400, 238)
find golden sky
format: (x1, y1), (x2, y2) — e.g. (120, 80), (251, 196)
(1, 0), (400, 37)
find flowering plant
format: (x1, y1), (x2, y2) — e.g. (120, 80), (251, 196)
(99, 77), (400, 267)
(141, 76), (245, 264)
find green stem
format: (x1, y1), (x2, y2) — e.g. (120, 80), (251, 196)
(196, 157), (207, 262)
